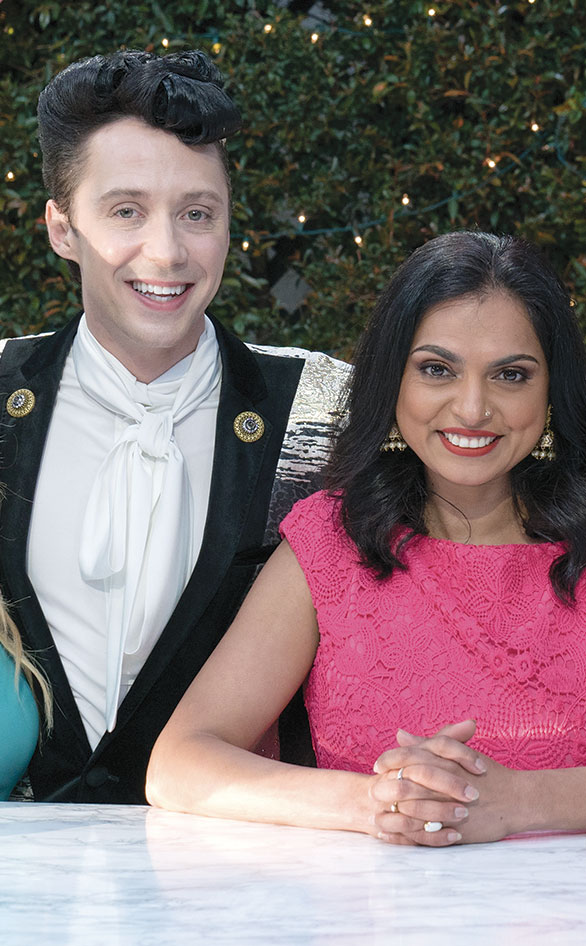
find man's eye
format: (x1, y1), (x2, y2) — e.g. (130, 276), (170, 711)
(186, 209), (208, 221)
(115, 207), (136, 218)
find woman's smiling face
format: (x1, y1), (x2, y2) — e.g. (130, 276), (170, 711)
(395, 291), (549, 495)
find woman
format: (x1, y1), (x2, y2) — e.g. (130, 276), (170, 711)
(0, 591), (52, 799)
(146, 231), (586, 845)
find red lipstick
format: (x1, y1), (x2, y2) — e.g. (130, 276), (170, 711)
(439, 428), (501, 457)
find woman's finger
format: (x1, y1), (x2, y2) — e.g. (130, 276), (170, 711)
(397, 718), (477, 747)
(376, 826), (462, 847)
(374, 736), (486, 777)
(375, 799), (469, 835)
(371, 761), (479, 805)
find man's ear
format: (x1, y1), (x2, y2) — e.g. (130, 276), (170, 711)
(45, 199), (79, 262)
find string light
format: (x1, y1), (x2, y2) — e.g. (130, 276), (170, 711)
(530, 121), (540, 132)
(5, 171), (15, 182)
(401, 194), (410, 206)
(311, 32), (319, 44)
(297, 213), (306, 224)
(363, 15), (373, 27)
(528, 0), (536, 4)
(241, 240), (250, 251)
(486, 158), (497, 168)
(212, 42), (222, 54)
(354, 234), (363, 245)
(161, 38), (169, 48)
(263, 23), (273, 33)
(428, 7), (436, 16)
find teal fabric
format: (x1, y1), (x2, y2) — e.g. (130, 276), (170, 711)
(0, 646), (39, 800)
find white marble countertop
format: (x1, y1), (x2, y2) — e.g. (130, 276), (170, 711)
(0, 803), (585, 945)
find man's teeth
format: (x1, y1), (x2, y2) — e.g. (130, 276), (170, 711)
(443, 432), (497, 448)
(132, 282), (187, 296)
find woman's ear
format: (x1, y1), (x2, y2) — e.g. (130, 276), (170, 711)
(45, 199), (79, 262)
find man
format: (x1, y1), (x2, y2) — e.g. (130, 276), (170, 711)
(0, 49), (349, 803)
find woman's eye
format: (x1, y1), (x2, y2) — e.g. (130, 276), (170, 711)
(421, 363), (450, 378)
(498, 367), (526, 382)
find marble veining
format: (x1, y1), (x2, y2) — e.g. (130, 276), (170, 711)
(0, 803), (585, 944)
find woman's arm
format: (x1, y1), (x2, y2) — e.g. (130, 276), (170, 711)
(146, 542), (476, 843)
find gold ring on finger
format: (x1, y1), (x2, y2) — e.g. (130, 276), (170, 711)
(390, 802), (400, 813)
(423, 821), (443, 833)
(396, 767), (405, 781)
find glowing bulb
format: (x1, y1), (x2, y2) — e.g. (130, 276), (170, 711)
(242, 240), (250, 251)
(528, 0), (535, 4)
(161, 38), (169, 48)
(33, 152), (38, 158)
(486, 158), (496, 169)
(530, 121), (540, 132)
(212, 42), (222, 55)
(401, 194), (410, 206)
(6, 171), (15, 181)
(311, 32), (319, 44)
(297, 214), (306, 224)
(7, 27), (15, 35)
(363, 15), (373, 27)
(428, 7), (436, 15)
(264, 23), (273, 33)
(354, 234), (363, 245)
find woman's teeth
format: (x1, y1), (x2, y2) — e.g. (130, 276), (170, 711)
(443, 432), (497, 448)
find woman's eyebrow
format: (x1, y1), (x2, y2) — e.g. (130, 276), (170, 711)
(410, 345), (540, 369)
(488, 353), (540, 368)
(410, 345), (461, 363)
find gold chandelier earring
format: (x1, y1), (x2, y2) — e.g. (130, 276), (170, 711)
(531, 405), (556, 461)
(380, 423), (407, 453)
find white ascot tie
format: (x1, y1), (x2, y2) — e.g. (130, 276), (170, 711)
(73, 315), (222, 731)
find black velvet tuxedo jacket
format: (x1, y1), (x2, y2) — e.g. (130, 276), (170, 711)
(0, 315), (349, 803)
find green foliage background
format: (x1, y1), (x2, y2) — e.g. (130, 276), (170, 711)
(1, 0), (585, 356)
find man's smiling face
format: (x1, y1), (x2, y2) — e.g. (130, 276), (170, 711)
(46, 116), (230, 381)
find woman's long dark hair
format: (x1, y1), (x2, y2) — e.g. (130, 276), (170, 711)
(326, 231), (586, 603)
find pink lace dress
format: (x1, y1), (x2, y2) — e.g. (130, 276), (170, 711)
(280, 491), (586, 774)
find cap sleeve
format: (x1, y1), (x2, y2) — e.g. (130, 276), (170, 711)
(280, 490), (356, 610)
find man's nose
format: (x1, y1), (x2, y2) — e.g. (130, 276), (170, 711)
(142, 218), (188, 268)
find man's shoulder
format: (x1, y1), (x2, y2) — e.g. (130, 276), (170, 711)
(0, 319), (79, 378)
(0, 331), (55, 356)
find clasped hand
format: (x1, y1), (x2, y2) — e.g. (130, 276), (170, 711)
(367, 719), (521, 846)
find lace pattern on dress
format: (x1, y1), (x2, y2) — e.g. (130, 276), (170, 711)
(280, 491), (586, 774)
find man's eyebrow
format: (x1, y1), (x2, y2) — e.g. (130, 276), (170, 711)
(96, 188), (225, 204)
(410, 345), (540, 368)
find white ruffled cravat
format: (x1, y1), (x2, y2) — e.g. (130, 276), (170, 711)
(72, 315), (222, 731)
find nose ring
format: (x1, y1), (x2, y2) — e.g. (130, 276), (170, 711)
(484, 409), (492, 418)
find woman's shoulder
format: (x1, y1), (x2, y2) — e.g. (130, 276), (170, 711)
(279, 490), (353, 570)
(280, 489), (343, 535)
